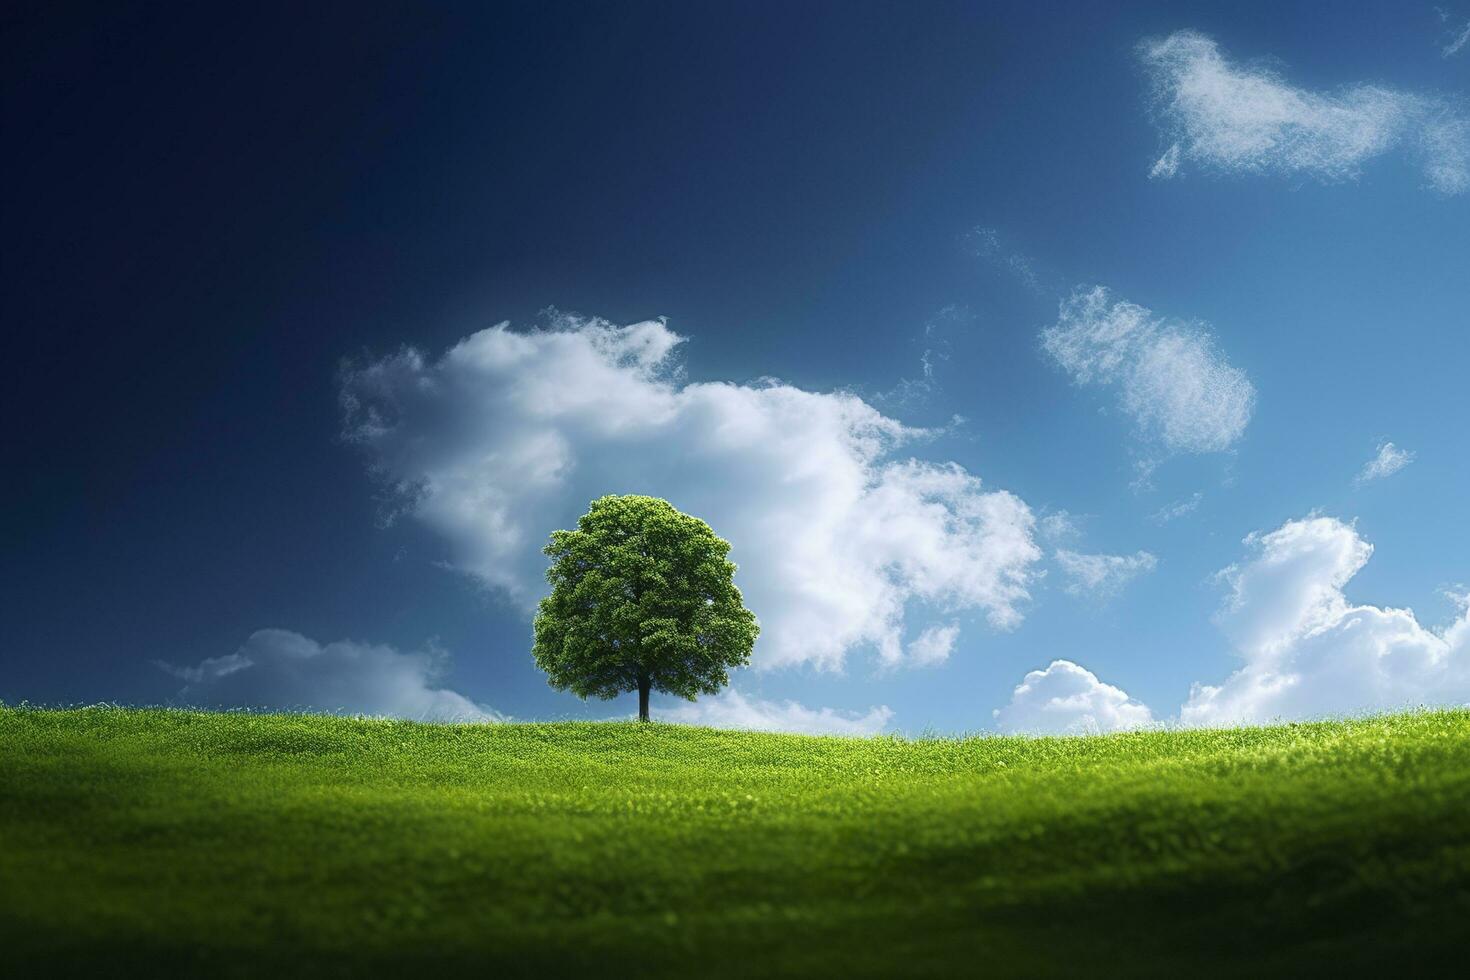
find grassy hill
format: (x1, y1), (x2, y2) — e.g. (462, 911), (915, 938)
(2, 706), (1469, 977)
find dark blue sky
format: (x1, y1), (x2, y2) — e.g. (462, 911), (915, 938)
(4, 2), (1467, 731)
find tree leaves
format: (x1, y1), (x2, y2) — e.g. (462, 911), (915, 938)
(533, 496), (759, 710)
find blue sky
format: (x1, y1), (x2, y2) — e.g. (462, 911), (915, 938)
(3, 1), (1467, 734)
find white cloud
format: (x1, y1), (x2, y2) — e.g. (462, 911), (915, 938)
(1152, 491), (1204, 524)
(660, 689), (893, 736)
(1038, 510), (1082, 542)
(1042, 286), (1255, 454)
(1130, 456), (1160, 493)
(1356, 441), (1415, 484)
(1149, 142), (1181, 179)
(994, 660), (1154, 735)
(969, 226), (1045, 295)
(158, 629), (495, 722)
(907, 623), (960, 666)
(875, 305), (967, 408)
(1139, 30), (1470, 194)
(1055, 549), (1158, 598)
(341, 316), (1043, 672)
(1182, 516), (1470, 726)
(1442, 13), (1470, 58)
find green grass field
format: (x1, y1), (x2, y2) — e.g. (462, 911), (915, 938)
(3, 706), (1469, 977)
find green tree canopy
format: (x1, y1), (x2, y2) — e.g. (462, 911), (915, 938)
(532, 495), (759, 721)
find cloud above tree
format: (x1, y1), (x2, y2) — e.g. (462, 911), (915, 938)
(340, 316), (1043, 672)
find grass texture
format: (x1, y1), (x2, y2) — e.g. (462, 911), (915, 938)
(2, 705), (1469, 977)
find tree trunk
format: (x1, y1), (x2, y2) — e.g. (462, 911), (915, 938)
(638, 677), (651, 722)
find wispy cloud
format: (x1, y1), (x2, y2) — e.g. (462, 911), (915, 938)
(1355, 441), (1415, 484)
(1140, 29), (1470, 194)
(876, 305), (968, 408)
(1448, 24), (1470, 57)
(158, 629), (496, 722)
(1037, 510), (1082, 543)
(1055, 550), (1158, 599)
(1440, 8), (1470, 57)
(1148, 142), (1181, 179)
(1152, 491), (1204, 524)
(994, 660), (1154, 735)
(661, 689), (893, 736)
(1042, 286), (1255, 454)
(968, 226), (1047, 295)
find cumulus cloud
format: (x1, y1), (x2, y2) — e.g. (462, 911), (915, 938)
(341, 316), (1042, 672)
(1356, 441), (1415, 484)
(158, 629), (495, 722)
(1182, 516), (1470, 726)
(1140, 30), (1470, 194)
(1041, 286), (1255, 454)
(994, 660), (1154, 735)
(1055, 549), (1158, 598)
(660, 689), (893, 736)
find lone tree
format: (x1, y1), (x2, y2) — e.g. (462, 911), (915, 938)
(533, 495), (758, 722)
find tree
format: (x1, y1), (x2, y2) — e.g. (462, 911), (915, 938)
(532, 495), (759, 722)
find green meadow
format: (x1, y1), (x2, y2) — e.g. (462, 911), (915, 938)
(2, 705), (1468, 977)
